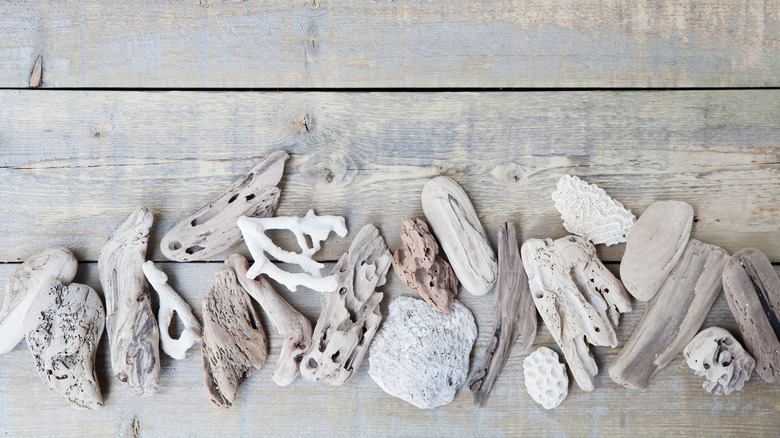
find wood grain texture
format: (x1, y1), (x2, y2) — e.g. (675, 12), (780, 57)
(0, 91), (779, 264)
(2, 0), (779, 88)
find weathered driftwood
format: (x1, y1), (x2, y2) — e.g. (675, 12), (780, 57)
(684, 327), (754, 395)
(392, 217), (458, 313)
(202, 267), (267, 408)
(29, 53), (42, 87)
(225, 254), (313, 387)
(237, 209), (348, 292)
(161, 150), (288, 261)
(24, 279), (105, 410)
(421, 176), (497, 296)
(523, 347), (568, 410)
(368, 296), (477, 409)
(0, 247), (77, 354)
(620, 200), (693, 301)
(97, 207), (160, 395)
(469, 222), (537, 407)
(300, 224), (392, 386)
(609, 239), (729, 389)
(722, 248), (780, 383)
(521, 235), (631, 391)
(142, 261), (202, 360)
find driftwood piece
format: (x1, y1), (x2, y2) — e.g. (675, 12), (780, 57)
(421, 176), (497, 296)
(161, 150), (288, 261)
(202, 267), (267, 408)
(300, 224), (392, 386)
(97, 207), (160, 395)
(609, 239), (729, 389)
(684, 327), (754, 395)
(523, 347), (568, 410)
(0, 247), (77, 354)
(722, 248), (780, 383)
(24, 279), (104, 410)
(521, 235), (631, 391)
(392, 217), (458, 313)
(29, 54), (42, 88)
(469, 222), (537, 407)
(225, 254), (313, 386)
(620, 200), (693, 301)
(142, 261), (202, 360)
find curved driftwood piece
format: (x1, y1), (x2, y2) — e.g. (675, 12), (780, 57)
(722, 248), (780, 383)
(225, 254), (313, 387)
(392, 217), (458, 313)
(98, 207), (160, 395)
(421, 176), (496, 296)
(684, 327), (754, 395)
(609, 239), (729, 389)
(521, 235), (631, 392)
(620, 200), (693, 301)
(202, 267), (267, 408)
(24, 279), (105, 410)
(142, 261), (202, 360)
(523, 347), (568, 410)
(0, 247), (77, 354)
(469, 222), (537, 407)
(301, 224), (392, 386)
(161, 150), (288, 261)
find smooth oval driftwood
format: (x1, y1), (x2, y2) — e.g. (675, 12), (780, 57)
(620, 200), (694, 301)
(609, 239), (729, 389)
(97, 207), (160, 395)
(421, 176), (497, 296)
(469, 222), (537, 407)
(202, 267), (267, 408)
(300, 224), (392, 386)
(24, 279), (105, 410)
(161, 150), (287, 261)
(722, 248), (780, 383)
(0, 247), (77, 354)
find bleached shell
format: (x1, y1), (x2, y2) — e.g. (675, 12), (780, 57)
(523, 347), (568, 410)
(551, 175), (635, 246)
(368, 296), (477, 409)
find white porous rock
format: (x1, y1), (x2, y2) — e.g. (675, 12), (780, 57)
(368, 296), (477, 409)
(551, 175), (635, 246)
(523, 347), (568, 410)
(684, 327), (755, 396)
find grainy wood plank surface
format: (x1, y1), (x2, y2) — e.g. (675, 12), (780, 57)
(2, 0), (779, 88)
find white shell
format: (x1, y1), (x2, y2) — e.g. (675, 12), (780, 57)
(368, 296), (477, 409)
(684, 327), (755, 395)
(551, 175), (635, 246)
(523, 347), (568, 410)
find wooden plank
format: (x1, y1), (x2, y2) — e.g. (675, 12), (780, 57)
(1, 0), (779, 88)
(0, 262), (779, 436)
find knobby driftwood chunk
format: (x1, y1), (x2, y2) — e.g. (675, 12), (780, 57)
(0, 247), (77, 354)
(521, 235), (631, 392)
(620, 200), (694, 301)
(684, 327), (754, 395)
(24, 279), (105, 410)
(469, 222), (537, 407)
(98, 207), (160, 395)
(301, 224), (392, 386)
(225, 254), (313, 387)
(161, 150), (288, 261)
(392, 217), (458, 313)
(523, 347), (568, 410)
(202, 267), (267, 408)
(421, 176), (497, 296)
(722, 248), (780, 383)
(609, 239), (729, 389)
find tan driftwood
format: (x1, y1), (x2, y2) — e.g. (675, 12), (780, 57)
(523, 347), (568, 410)
(29, 54), (42, 87)
(300, 224), (392, 386)
(161, 150), (287, 261)
(202, 267), (267, 408)
(609, 239), (729, 389)
(98, 207), (160, 395)
(392, 217), (458, 313)
(469, 222), (536, 407)
(684, 327), (754, 395)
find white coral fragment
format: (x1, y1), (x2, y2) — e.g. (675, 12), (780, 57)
(684, 327), (755, 396)
(551, 175), (635, 246)
(523, 347), (568, 410)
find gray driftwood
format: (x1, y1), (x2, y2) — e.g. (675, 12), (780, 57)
(98, 207), (160, 395)
(300, 224), (392, 386)
(161, 150), (288, 261)
(609, 239), (729, 389)
(469, 222), (537, 407)
(722, 248), (780, 383)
